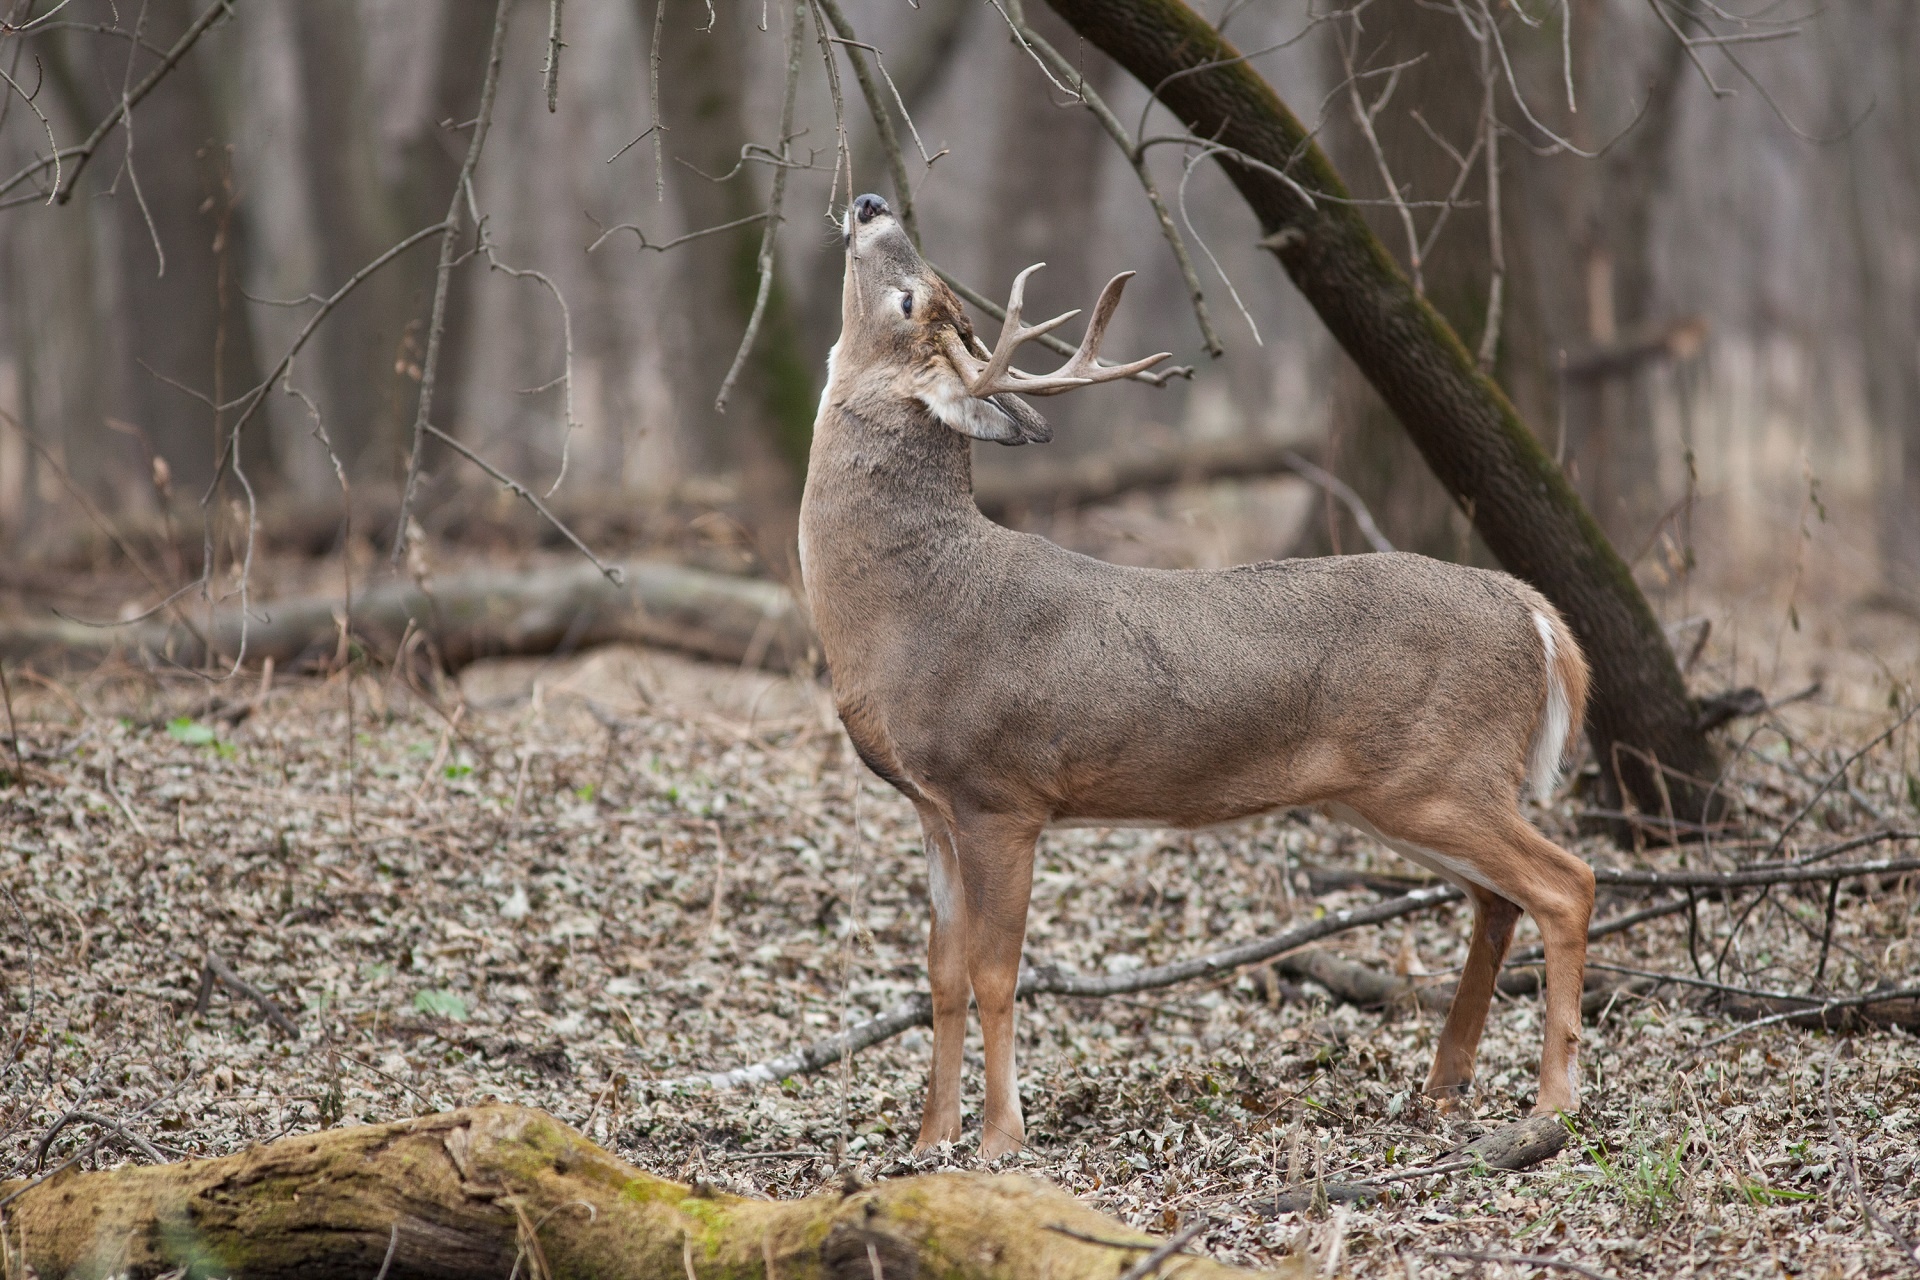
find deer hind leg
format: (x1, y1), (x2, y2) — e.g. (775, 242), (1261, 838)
(914, 803), (968, 1151)
(1360, 805), (1594, 1117)
(1426, 886), (1521, 1104)
(951, 811), (1041, 1159)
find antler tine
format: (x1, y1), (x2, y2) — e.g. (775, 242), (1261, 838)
(1059, 272), (1135, 378)
(950, 263), (1171, 399)
(968, 263), (1080, 396)
(1011, 272), (1171, 396)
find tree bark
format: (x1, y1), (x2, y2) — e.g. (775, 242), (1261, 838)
(0, 1104), (1263, 1280)
(1043, 0), (1722, 832)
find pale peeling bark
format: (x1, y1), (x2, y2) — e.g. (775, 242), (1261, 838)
(0, 1104), (1262, 1280)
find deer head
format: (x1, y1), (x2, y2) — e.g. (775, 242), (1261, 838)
(835, 193), (1170, 446)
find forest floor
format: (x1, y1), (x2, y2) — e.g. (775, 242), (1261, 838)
(0, 564), (1916, 1279)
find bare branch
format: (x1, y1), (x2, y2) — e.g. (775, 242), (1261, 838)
(649, 0), (666, 201)
(464, 180), (578, 497)
(715, 0), (804, 413)
(1335, 20), (1424, 291)
(815, 0), (920, 244)
(207, 220), (450, 493)
(805, 0), (851, 215)
(0, 0), (233, 205)
(392, 0), (514, 568)
(0, 55), (58, 204)
(542, 0), (564, 112)
(994, 0), (1225, 357)
(423, 424), (622, 586)
(585, 208), (767, 254)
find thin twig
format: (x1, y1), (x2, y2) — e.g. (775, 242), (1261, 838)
(2, 0), (231, 204)
(649, 884), (1460, 1090)
(715, 0), (804, 413)
(424, 425), (623, 585)
(1280, 450), (1393, 553)
(814, 0), (918, 244)
(196, 952), (300, 1039)
(1824, 1060), (1920, 1276)
(1117, 1219), (1208, 1280)
(995, 0), (1224, 357)
(587, 209), (768, 255)
(463, 181), (579, 496)
(1695, 985), (1920, 1052)
(1336, 21), (1423, 293)
(392, 0), (514, 569)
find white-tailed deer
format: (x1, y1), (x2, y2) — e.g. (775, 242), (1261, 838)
(801, 193), (1594, 1158)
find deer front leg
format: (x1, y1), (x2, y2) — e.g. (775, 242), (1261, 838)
(915, 805), (968, 1151)
(954, 812), (1041, 1160)
(1426, 887), (1521, 1106)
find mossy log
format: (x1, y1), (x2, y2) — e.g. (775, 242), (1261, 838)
(0, 1104), (1265, 1280)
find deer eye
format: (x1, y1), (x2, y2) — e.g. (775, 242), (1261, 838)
(900, 292), (914, 319)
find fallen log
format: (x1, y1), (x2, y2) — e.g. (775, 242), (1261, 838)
(0, 1103), (1261, 1280)
(0, 559), (813, 674)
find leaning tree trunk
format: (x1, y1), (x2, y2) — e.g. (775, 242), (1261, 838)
(1044, 0), (1722, 833)
(0, 1104), (1263, 1280)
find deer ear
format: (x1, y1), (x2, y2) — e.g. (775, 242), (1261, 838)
(918, 384), (1051, 445)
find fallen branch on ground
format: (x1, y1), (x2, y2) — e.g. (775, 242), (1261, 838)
(649, 885), (1463, 1091)
(195, 952), (300, 1039)
(1267, 1114), (1570, 1213)
(0, 1104), (1263, 1280)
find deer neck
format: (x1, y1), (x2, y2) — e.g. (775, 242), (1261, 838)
(799, 368), (992, 650)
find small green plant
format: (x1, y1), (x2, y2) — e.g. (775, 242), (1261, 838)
(1735, 1180), (1816, 1206)
(574, 783), (597, 802)
(167, 717), (215, 745)
(1570, 1121), (1690, 1227)
(412, 988), (468, 1020)
(443, 762), (473, 780)
(169, 717), (236, 759)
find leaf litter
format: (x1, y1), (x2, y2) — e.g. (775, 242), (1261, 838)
(0, 630), (1913, 1279)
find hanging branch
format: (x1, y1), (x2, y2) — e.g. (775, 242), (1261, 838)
(994, 0), (1226, 357)
(0, 0), (233, 208)
(391, 0), (514, 569)
(542, 0), (565, 112)
(814, 0), (920, 244)
(714, 0), (805, 413)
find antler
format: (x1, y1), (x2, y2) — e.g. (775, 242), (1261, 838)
(941, 265), (1171, 398)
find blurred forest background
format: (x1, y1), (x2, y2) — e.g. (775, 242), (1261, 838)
(0, 0), (1916, 628)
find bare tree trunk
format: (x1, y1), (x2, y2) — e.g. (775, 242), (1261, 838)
(651, 0), (812, 545)
(287, 0), (421, 485)
(50, 0), (270, 497)
(1312, 2), (1506, 560)
(1043, 0), (1724, 832)
(1830, 3), (1920, 604)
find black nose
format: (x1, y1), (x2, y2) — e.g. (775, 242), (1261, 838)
(853, 193), (889, 224)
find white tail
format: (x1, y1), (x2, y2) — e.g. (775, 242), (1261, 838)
(802, 194), (1596, 1158)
